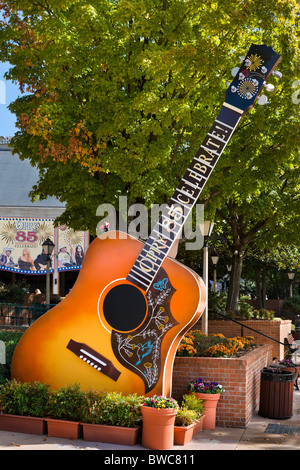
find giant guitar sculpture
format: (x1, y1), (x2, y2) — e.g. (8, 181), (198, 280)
(11, 44), (281, 397)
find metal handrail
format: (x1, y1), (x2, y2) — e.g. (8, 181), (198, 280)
(214, 311), (296, 352)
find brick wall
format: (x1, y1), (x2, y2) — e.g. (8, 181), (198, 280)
(247, 299), (286, 315)
(172, 344), (273, 428)
(207, 319), (292, 360)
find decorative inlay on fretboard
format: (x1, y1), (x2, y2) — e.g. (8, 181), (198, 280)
(127, 106), (241, 291)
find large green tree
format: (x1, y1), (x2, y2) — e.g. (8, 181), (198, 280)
(1, 1), (299, 227)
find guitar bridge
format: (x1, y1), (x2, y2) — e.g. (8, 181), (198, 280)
(67, 339), (121, 382)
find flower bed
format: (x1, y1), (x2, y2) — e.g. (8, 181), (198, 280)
(172, 343), (273, 428)
(177, 329), (256, 358)
(207, 319), (292, 360)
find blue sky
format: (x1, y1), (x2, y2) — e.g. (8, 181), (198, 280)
(0, 62), (20, 137)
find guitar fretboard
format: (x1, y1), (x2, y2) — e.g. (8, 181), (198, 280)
(126, 104), (242, 291)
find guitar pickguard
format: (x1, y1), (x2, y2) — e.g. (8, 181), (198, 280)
(111, 268), (178, 393)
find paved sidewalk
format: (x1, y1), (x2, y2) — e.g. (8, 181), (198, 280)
(0, 389), (299, 452)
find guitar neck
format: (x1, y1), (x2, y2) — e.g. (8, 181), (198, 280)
(127, 103), (242, 291)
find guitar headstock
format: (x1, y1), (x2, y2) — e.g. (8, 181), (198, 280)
(225, 44), (282, 114)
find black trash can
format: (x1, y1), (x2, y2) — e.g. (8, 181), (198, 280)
(259, 365), (295, 419)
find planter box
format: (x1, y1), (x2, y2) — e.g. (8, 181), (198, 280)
(172, 344), (273, 428)
(82, 423), (141, 446)
(174, 423), (195, 446)
(46, 419), (81, 439)
(0, 414), (46, 434)
(193, 415), (204, 436)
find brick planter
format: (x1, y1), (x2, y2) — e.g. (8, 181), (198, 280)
(172, 344), (273, 428)
(208, 319), (291, 360)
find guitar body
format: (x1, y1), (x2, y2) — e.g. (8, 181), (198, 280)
(11, 231), (205, 396)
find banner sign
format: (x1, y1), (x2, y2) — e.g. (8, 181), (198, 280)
(0, 218), (88, 274)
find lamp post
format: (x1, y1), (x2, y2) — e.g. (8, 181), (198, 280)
(211, 251), (219, 292)
(288, 272), (295, 298)
(42, 238), (55, 306)
(201, 221), (214, 334)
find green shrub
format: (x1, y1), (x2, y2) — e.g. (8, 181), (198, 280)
(238, 297), (255, 319)
(283, 296), (300, 321)
(82, 391), (143, 427)
(175, 407), (198, 426)
(0, 330), (24, 385)
(208, 291), (227, 318)
(181, 392), (205, 418)
(0, 380), (50, 417)
(48, 383), (86, 422)
(0, 281), (30, 304)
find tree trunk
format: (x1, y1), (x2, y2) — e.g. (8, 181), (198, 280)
(255, 268), (263, 310)
(262, 265), (267, 309)
(254, 265), (267, 310)
(226, 252), (243, 312)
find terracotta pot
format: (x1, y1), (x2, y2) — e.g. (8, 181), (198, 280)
(193, 415), (204, 436)
(194, 393), (220, 430)
(0, 414), (46, 435)
(174, 422), (195, 446)
(46, 418), (81, 439)
(82, 423), (141, 446)
(141, 406), (177, 450)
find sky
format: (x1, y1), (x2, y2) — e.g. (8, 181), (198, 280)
(0, 61), (20, 137)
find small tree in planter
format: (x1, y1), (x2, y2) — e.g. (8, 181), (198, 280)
(81, 391), (144, 445)
(181, 392), (205, 436)
(46, 383), (87, 439)
(0, 380), (50, 434)
(174, 407), (198, 446)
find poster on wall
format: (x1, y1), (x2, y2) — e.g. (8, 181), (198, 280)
(57, 225), (86, 272)
(0, 218), (88, 274)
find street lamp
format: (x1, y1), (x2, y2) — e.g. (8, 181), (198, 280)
(42, 238), (55, 306)
(288, 272), (295, 298)
(211, 251), (219, 292)
(201, 221), (215, 334)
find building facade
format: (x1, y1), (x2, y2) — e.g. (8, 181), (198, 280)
(0, 139), (89, 296)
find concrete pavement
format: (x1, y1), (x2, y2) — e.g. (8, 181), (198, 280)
(0, 389), (299, 452)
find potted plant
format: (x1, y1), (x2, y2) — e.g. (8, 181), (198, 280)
(81, 391), (143, 446)
(181, 392), (205, 436)
(0, 380), (49, 434)
(188, 377), (225, 430)
(173, 406), (198, 445)
(46, 383), (86, 439)
(140, 395), (178, 450)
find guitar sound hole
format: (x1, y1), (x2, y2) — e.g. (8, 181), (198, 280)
(103, 284), (147, 332)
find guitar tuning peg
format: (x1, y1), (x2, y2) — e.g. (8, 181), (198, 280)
(226, 81), (231, 86)
(258, 94), (268, 105)
(272, 70), (282, 79)
(231, 66), (240, 77)
(238, 56), (245, 63)
(264, 82), (275, 92)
